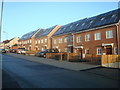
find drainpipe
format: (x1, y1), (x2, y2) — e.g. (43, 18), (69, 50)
(116, 23), (119, 54)
(72, 33), (74, 53)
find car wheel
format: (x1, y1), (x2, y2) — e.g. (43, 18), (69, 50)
(43, 55), (46, 58)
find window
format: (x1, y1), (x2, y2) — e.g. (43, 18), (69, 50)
(65, 48), (68, 52)
(35, 41), (38, 44)
(97, 48), (102, 55)
(85, 34), (90, 41)
(106, 30), (113, 39)
(85, 49), (90, 54)
(54, 39), (57, 44)
(64, 37), (68, 42)
(59, 38), (62, 43)
(29, 40), (31, 43)
(114, 47), (118, 54)
(28, 40), (29, 43)
(70, 36), (73, 42)
(38, 40), (40, 44)
(45, 39), (47, 43)
(95, 33), (101, 40)
(41, 39), (43, 43)
(77, 36), (82, 43)
(59, 49), (61, 52)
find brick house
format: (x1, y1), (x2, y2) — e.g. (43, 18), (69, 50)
(18, 29), (42, 50)
(34, 25), (61, 51)
(52, 9), (120, 59)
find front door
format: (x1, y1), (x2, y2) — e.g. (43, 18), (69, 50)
(106, 46), (112, 55)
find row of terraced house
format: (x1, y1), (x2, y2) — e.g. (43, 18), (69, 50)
(18, 9), (120, 61)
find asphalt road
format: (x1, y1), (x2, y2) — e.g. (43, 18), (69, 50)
(2, 54), (119, 88)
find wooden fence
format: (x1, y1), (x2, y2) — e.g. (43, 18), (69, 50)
(102, 55), (120, 68)
(26, 50), (41, 56)
(46, 53), (67, 60)
(46, 53), (101, 63)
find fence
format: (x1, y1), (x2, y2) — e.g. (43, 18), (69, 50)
(46, 53), (101, 63)
(102, 55), (120, 68)
(26, 50), (41, 56)
(46, 53), (67, 60)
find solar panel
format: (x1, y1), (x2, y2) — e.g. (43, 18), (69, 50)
(20, 30), (39, 40)
(35, 29), (45, 38)
(53, 8), (120, 36)
(41, 25), (57, 36)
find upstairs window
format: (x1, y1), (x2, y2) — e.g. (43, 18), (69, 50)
(64, 37), (68, 42)
(85, 34), (90, 42)
(41, 39), (43, 43)
(38, 40), (40, 44)
(77, 36), (82, 43)
(44, 39), (47, 43)
(70, 36), (73, 42)
(29, 40), (31, 43)
(59, 38), (62, 43)
(106, 30), (113, 39)
(54, 39), (57, 44)
(95, 33), (101, 40)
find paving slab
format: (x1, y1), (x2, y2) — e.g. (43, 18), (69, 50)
(5, 53), (100, 71)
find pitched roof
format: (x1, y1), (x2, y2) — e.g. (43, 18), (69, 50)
(35, 29), (45, 38)
(53, 8), (120, 36)
(20, 30), (39, 40)
(40, 25), (57, 37)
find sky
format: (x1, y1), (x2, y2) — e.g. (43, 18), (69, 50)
(0, 1), (119, 41)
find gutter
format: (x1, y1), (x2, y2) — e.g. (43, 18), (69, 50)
(116, 23), (119, 54)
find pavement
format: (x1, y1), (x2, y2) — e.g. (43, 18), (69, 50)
(6, 53), (101, 71)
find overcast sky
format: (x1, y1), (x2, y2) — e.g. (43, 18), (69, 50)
(0, 1), (119, 41)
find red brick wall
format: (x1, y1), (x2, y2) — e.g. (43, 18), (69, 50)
(74, 25), (117, 55)
(52, 34), (73, 52)
(118, 22), (120, 54)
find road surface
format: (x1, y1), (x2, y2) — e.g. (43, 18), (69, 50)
(2, 54), (119, 88)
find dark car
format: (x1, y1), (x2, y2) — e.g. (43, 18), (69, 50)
(35, 49), (59, 58)
(0, 49), (6, 54)
(10, 49), (16, 53)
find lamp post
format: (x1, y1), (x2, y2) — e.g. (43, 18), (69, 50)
(0, 0), (4, 43)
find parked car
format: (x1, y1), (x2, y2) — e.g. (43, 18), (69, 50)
(20, 49), (28, 55)
(0, 49), (6, 54)
(10, 49), (16, 53)
(35, 49), (59, 57)
(16, 48), (25, 54)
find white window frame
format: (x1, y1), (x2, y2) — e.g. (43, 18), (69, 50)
(77, 36), (82, 43)
(54, 39), (57, 44)
(85, 49), (90, 54)
(106, 30), (113, 39)
(97, 48), (102, 55)
(85, 34), (90, 42)
(29, 40), (31, 43)
(38, 40), (40, 44)
(41, 39), (43, 43)
(64, 37), (68, 42)
(95, 32), (101, 40)
(44, 39), (47, 43)
(59, 38), (62, 43)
